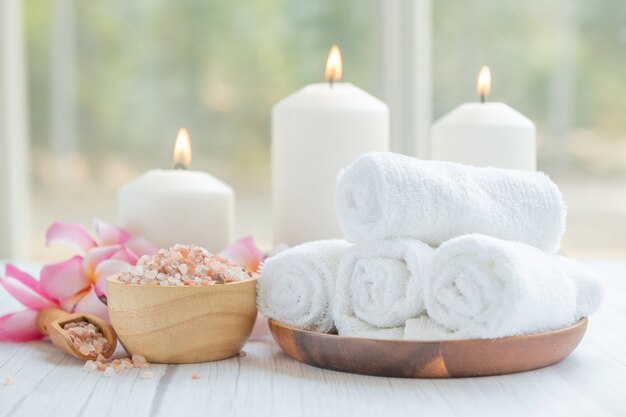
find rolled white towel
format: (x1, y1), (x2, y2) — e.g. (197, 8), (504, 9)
(335, 151), (566, 253)
(257, 240), (351, 333)
(333, 239), (434, 339)
(408, 234), (604, 341)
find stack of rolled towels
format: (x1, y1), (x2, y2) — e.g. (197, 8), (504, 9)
(258, 152), (604, 340)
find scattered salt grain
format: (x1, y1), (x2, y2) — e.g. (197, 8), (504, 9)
(110, 360), (122, 374)
(83, 360), (98, 372)
(118, 244), (255, 286)
(132, 354), (149, 368)
(2, 375), (15, 386)
(140, 371), (154, 380)
(83, 352), (151, 377)
(239, 351), (247, 358)
(191, 373), (201, 380)
(120, 359), (134, 370)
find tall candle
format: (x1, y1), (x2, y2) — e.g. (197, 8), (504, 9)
(117, 128), (234, 253)
(431, 66), (536, 170)
(272, 45), (389, 246)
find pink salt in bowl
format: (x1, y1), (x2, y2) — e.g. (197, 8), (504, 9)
(106, 274), (257, 364)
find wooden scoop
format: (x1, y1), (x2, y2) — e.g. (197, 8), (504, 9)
(36, 308), (117, 361)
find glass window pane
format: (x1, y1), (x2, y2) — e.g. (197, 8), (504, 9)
(433, 0), (626, 256)
(24, 0), (378, 260)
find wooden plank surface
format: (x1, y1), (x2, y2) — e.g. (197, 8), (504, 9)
(0, 260), (625, 417)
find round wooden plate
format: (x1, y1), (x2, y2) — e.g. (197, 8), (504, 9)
(269, 317), (588, 378)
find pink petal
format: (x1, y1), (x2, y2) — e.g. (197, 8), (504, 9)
(83, 245), (136, 279)
(0, 275), (57, 311)
(5, 264), (39, 292)
(93, 259), (131, 297)
(124, 237), (158, 258)
(0, 310), (43, 342)
(46, 221), (96, 255)
(110, 246), (139, 264)
(93, 219), (131, 246)
(73, 287), (109, 322)
(220, 236), (265, 273)
(58, 290), (84, 313)
(40, 256), (90, 301)
(248, 313), (271, 341)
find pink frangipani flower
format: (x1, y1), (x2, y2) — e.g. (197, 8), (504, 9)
(219, 236), (265, 273)
(0, 220), (156, 342)
(220, 236), (270, 340)
(0, 310), (45, 343)
(0, 265), (58, 342)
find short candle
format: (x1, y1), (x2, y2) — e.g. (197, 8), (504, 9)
(117, 128), (234, 253)
(431, 66), (536, 171)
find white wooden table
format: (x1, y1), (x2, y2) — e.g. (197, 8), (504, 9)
(1, 260), (625, 417)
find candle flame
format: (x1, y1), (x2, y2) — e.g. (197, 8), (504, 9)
(173, 127), (192, 169)
(476, 65), (491, 102)
(325, 45), (343, 83)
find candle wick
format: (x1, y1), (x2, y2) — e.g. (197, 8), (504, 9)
(480, 93), (485, 104)
(173, 162), (187, 170)
(329, 78), (334, 89)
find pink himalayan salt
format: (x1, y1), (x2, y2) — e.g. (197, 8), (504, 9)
(191, 373), (201, 380)
(83, 360), (98, 372)
(140, 371), (154, 380)
(118, 244), (255, 286)
(132, 354), (149, 368)
(83, 353), (151, 376)
(2, 375), (15, 385)
(64, 321), (110, 358)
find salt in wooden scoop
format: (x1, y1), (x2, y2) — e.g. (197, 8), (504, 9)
(36, 307), (117, 361)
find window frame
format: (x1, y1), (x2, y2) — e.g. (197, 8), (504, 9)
(376, 0), (432, 158)
(0, 0), (30, 259)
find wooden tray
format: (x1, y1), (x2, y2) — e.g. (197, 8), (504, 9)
(269, 317), (588, 378)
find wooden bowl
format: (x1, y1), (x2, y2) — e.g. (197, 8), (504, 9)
(107, 275), (257, 364)
(269, 317), (588, 378)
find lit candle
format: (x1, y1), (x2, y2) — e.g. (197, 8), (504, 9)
(431, 66), (536, 170)
(272, 45), (390, 246)
(117, 128), (234, 252)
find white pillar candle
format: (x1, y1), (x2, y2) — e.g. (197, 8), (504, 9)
(272, 45), (389, 246)
(117, 128), (234, 253)
(431, 66), (536, 170)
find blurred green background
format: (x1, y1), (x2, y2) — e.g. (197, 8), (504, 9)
(23, 0), (626, 258)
